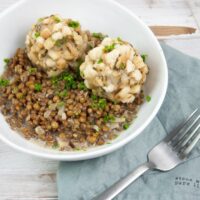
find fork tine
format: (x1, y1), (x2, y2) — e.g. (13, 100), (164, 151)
(179, 131), (200, 159)
(172, 115), (200, 149)
(164, 108), (199, 143)
(174, 120), (200, 151)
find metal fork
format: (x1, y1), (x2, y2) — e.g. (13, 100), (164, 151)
(94, 108), (200, 200)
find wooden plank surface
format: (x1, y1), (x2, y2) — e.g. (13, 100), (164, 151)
(0, 0), (200, 199)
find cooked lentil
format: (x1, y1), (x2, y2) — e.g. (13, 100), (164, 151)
(0, 48), (144, 150)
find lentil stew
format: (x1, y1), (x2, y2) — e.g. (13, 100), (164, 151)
(0, 16), (147, 151)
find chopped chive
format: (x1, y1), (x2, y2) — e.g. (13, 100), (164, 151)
(146, 95), (151, 102)
(88, 43), (94, 50)
(123, 123), (130, 130)
(34, 83), (42, 92)
(91, 95), (107, 109)
(104, 44), (115, 53)
(28, 67), (37, 73)
(103, 116), (109, 123)
(38, 18), (44, 22)
(91, 94), (97, 101)
(91, 103), (98, 109)
(92, 32), (105, 40)
(58, 90), (68, 98)
(117, 37), (122, 42)
(55, 37), (67, 47)
(141, 54), (148, 62)
(68, 20), (80, 28)
(103, 114), (115, 123)
(78, 82), (87, 91)
(34, 32), (40, 38)
(51, 76), (59, 86)
(74, 147), (81, 151)
(52, 142), (59, 149)
(0, 78), (9, 87)
(54, 16), (61, 23)
(57, 101), (65, 108)
(51, 71), (78, 90)
(97, 58), (103, 64)
(63, 73), (77, 89)
(98, 98), (107, 109)
(4, 58), (10, 65)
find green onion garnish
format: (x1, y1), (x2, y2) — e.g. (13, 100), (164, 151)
(104, 44), (115, 53)
(117, 37), (123, 42)
(146, 95), (151, 102)
(52, 142), (59, 149)
(103, 114), (115, 123)
(4, 58), (10, 65)
(92, 33), (105, 40)
(54, 16), (61, 23)
(57, 101), (65, 108)
(58, 90), (68, 98)
(34, 83), (42, 92)
(78, 82), (87, 91)
(97, 98), (107, 109)
(34, 32), (40, 38)
(141, 54), (148, 62)
(123, 123), (130, 130)
(68, 21), (80, 28)
(0, 78), (9, 87)
(28, 67), (37, 74)
(97, 58), (103, 64)
(55, 37), (67, 47)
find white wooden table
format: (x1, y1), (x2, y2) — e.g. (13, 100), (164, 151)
(0, 0), (200, 199)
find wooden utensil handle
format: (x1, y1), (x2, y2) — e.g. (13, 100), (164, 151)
(150, 26), (196, 36)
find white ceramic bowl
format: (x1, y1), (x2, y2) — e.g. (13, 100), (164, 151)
(0, 0), (168, 161)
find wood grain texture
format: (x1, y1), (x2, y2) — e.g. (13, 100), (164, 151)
(115, 0), (199, 28)
(0, 0), (200, 199)
(0, 142), (58, 199)
(187, 0), (200, 30)
(150, 26), (197, 36)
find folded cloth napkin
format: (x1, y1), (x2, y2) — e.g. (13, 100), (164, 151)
(57, 44), (200, 200)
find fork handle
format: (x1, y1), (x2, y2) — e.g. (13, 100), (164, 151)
(93, 162), (153, 200)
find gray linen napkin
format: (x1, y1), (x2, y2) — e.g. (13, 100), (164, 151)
(57, 44), (200, 200)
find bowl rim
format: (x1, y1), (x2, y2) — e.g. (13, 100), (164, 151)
(0, 0), (168, 161)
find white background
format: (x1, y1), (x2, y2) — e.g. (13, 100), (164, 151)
(0, 0), (200, 199)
